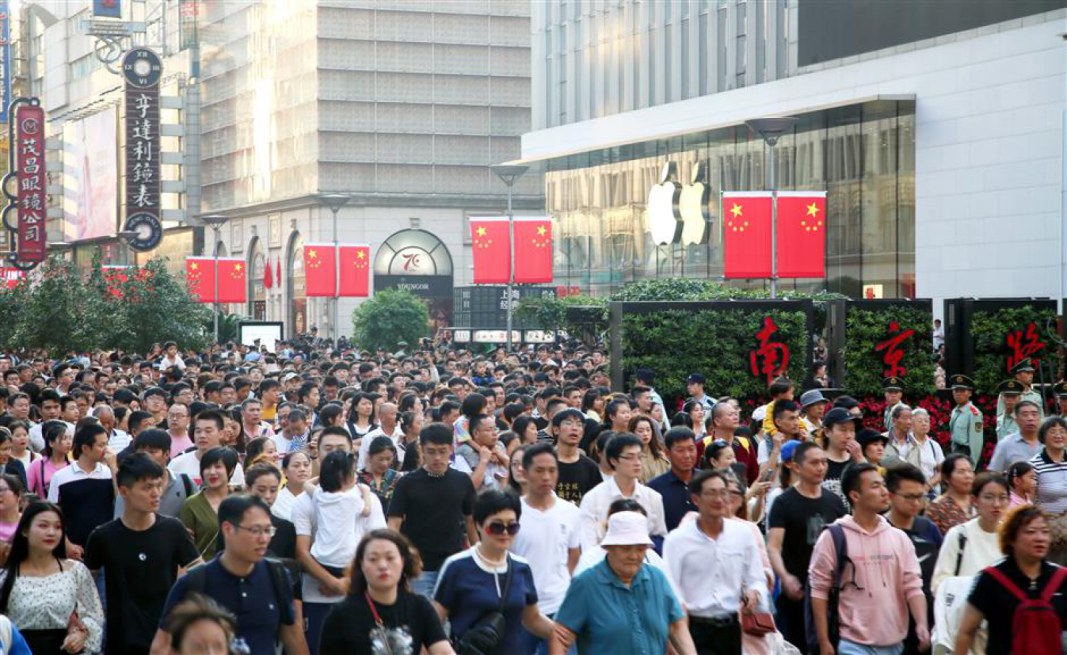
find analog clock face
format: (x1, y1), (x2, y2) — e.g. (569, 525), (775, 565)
(122, 49), (162, 88)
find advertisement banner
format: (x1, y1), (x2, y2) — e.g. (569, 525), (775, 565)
(122, 49), (163, 251)
(64, 107), (118, 241)
(0, 2), (11, 124)
(15, 104), (46, 263)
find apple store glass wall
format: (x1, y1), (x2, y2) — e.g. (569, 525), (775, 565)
(544, 99), (916, 298)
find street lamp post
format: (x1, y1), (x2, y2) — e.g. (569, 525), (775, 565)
(199, 214), (228, 343)
(490, 164), (529, 352)
(746, 117), (798, 299)
(318, 193), (351, 345)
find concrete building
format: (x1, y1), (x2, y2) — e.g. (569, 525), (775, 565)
(519, 0), (1066, 308)
(199, 0), (539, 340)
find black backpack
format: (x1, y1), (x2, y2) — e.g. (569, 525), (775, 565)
(804, 523), (849, 653)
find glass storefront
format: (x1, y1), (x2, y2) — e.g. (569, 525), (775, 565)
(545, 99), (916, 298)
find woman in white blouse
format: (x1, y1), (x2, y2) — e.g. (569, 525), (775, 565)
(0, 502), (103, 654)
(272, 450), (312, 522)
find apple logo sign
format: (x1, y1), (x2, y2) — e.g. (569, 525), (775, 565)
(646, 162), (682, 245)
(679, 162), (710, 245)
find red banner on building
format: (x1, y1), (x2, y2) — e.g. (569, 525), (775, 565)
(513, 218), (553, 284)
(15, 103), (46, 263)
(303, 244), (336, 297)
(185, 257), (246, 304)
(722, 192), (772, 279)
(470, 217), (511, 284)
(339, 244), (370, 297)
(776, 191), (827, 278)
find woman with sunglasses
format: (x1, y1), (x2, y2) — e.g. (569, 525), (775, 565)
(320, 529), (453, 655)
(433, 489), (555, 655)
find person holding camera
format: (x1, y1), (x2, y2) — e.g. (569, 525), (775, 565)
(433, 489), (554, 655)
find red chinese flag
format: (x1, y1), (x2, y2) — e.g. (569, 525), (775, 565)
(304, 244), (336, 297)
(263, 256), (273, 290)
(513, 217), (553, 284)
(470, 218), (511, 284)
(275, 256), (282, 288)
(722, 192), (773, 278)
(185, 257), (215, 303)
(339, 244), (371, 297)
(216, 258), (247, 304)
(776, 191), (827, 278)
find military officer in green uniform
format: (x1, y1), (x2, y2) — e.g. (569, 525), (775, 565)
(996, 358), (1044, 419)
(882, 376), (905, 432)
(949, 374), (984, 467)
(996, 379), (1024, 440)
(1053, 381), (1067, 417)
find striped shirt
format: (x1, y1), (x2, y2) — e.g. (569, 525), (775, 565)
(1031, 449), (1067, 514)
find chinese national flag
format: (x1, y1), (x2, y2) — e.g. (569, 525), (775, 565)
(339, 245), (371, 297)
(470, 218), (511, 284)
(513, 218), (553, 284)
(722, 192), (773, 278)
(776, 191), (827, 278)
(216, 258), (247, 303)
(304, 244), (336, 297)
(263, 256), (273, 290)
(185, 257), (214, 302)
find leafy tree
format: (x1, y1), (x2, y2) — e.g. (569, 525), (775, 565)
(351, 288), (430, 352)
(0, 255), (211, 354)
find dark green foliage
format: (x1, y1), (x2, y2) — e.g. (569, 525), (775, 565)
(351, 288), (430, 352)
(970, 306), (1059, 391)
(0, 255), (211, 354)
(620, 306), (809, 402)
(841, 305), (935, 396)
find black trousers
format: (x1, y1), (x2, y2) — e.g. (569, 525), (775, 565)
(775, 594), (809, 654)
(689, 616), (741, 655)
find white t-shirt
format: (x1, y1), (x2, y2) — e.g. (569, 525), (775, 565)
(272, 486), (300, 522)
(309, 486), (366, 568)
(356, 426), (404, 471)
(168, 450), (245, 487)
(511, 495), (581, 614)
(291, 486), (386, 604)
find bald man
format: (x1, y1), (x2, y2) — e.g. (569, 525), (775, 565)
(356, 402), (402, 470)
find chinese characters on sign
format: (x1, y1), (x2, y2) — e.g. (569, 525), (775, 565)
(874, 320), (916, 378)
(749, 316), (791, 384)
(122, 48), (163, 251)
(1006, 322), (1046, 372)
(15, 103), (47, 263)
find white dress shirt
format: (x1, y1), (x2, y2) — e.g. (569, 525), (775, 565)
(663, 517), (768, 618)
(578, 476), (667, 550)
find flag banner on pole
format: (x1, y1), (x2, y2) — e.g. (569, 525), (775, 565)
(216, 258), (247, 303)
(275, 256), (282, 289)
(339, 244), (371, 297)
(470, 217), (511, 284)
(776, 191), (827, 278)
(185, 257), (215, 303)
(304, 244), (336, 297)
(722, 192), (773, 279)
(263, 256), (273, 290)
(513, 217), (553, 284)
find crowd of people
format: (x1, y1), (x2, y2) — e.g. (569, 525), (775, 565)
(0, 338), (1065, 655)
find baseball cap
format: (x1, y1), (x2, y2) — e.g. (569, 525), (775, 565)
(780, 440), (803, 463)
(857, 428), (888, 448)
(686, 373), (706, 384)
(822, 407), (862, 429)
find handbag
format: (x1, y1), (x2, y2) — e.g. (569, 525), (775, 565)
(455, 555), (513, 655)
(740, 610), (776, 636)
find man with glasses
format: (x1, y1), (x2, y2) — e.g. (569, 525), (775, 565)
(553, 408), (601, 505)
(86, 453), (200, 655)
(453, 413), (509, 491)
(152, 495), (308, 655)
(884, 464), (941, 655)
(664, 469), (767, 655)
(165, 403), (193, 457)
(388, 422), (478, 597)
(578, 433), (667, 551)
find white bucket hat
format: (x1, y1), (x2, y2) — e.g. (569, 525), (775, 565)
(600, 511), (654, 547)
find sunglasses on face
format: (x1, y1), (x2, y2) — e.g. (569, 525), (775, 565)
(485, 521), (521, 536)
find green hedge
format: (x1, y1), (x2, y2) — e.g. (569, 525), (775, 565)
(971, 305), (1059, 391)
(841, 305), (935, 396)
(621, 306), (809, 401)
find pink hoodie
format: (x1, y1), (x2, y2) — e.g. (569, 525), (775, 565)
(807, 515), (924, 647)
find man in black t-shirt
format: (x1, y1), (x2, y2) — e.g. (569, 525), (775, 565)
(767, 441), (847, 652)
(387, 422), (477, 598)
(85, 453), (200, 655)
(821, 407), (865, 507)
(552, 408), (601, 504)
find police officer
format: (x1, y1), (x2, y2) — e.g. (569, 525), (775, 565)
(996, 358), (1044, 419)
(1053, 381), (1067, 418)
(684, 373), (716, 411)
(996, 379), (1024, 440)
(883, 377), (905, 432)
(948, 374), (984, 467)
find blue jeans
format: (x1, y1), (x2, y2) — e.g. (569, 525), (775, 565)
(838, 640), (904, 655)
(412, 569), (439, 599)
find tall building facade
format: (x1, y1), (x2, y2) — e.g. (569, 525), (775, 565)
(200, 0), (539, 338)
(522, 0), (1066, 306)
